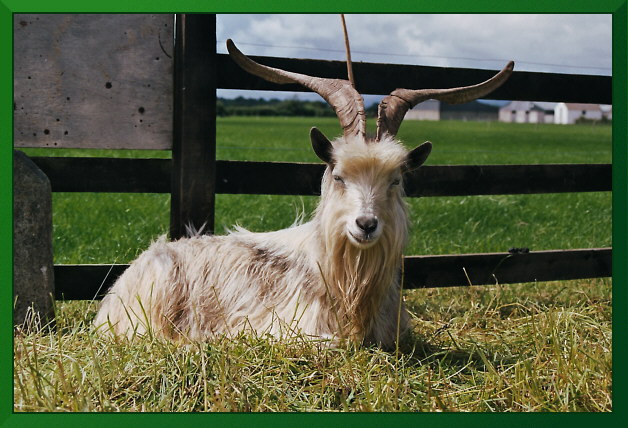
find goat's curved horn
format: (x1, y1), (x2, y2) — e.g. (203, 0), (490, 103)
(227, 39), (366, 140)
(376, 61), (514, 140)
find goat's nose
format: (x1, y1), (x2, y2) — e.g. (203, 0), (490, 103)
(356, 216), (378, 234)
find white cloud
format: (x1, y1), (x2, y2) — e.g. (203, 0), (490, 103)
(217, 13), (611, 102)
(219, 14), (348, 58)
(218, 14), (611, 73)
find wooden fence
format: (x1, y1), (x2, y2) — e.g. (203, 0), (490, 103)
(14, 14), (612, 300)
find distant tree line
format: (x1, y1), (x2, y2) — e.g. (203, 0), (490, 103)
(217, 96), (380, 117)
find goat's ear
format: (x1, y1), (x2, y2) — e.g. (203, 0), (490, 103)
(310, 127), (334, 165)
(405, 141), (432, 171)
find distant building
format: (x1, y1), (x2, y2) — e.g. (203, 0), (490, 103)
(404, 99), (440, 121)
(440, 100), (500, 121)
(554, 103), (609, 124)
(404, 100), (499, 122)
(499, 101), (556, 124)
(405, 99), (612, 125)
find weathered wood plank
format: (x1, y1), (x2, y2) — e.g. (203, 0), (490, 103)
(216, 54), (612, 104)
(403, 248), (612, 289)
(53, 248), (612, 300)
(170, 14), (217, 238)
(14, 14), (174, 150)
(31, 156), (611, 196)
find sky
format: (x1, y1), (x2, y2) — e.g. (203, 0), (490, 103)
(216, 14), (612, 106)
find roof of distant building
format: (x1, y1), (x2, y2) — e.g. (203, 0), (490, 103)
(562, 103), (602, 111)
(499, 101), (556, 113)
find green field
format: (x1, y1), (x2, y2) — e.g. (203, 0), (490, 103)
(15, 117), (612, 412)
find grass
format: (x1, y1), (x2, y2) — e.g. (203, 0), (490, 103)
(14, 117), (613, 412)
(14, 279), (611, 412)
(215, 117), (611, 164)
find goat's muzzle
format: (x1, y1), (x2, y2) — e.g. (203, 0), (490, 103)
(348, 215), (381, 248)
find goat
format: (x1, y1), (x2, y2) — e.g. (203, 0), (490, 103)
(93, 40), (513, 347)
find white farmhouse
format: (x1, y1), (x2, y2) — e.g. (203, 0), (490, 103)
(601, 105), (612, 121)
(554, 103), (600, 124)
(498, 101), (556, 124)
(554, 103), (609, 124)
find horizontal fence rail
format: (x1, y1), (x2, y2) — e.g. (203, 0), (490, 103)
(31, 157), (611, 196)
(54, 248), (612, 300)
(403, 248), (612, 289)
(216, 53), (612, 104)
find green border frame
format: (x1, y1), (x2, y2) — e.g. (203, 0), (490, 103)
(2, 1), (625, 426)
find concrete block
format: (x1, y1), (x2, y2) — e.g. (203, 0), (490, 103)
(13, 150), (55, 329)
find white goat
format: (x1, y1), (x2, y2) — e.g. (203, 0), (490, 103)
(93, 40), (513, 347)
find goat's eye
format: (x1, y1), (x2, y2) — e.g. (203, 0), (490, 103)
(391, 178), (401, 186)
(333, 175), (345, 184)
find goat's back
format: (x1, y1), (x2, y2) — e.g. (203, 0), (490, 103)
(93, 227), (333, 341)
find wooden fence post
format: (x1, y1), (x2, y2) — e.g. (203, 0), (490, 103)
(171, 13), (217, 239)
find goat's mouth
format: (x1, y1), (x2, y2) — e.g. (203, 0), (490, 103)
(348, 230), (379, 249)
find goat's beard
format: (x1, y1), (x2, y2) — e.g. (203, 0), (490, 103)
(316, 200), (409, 341)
